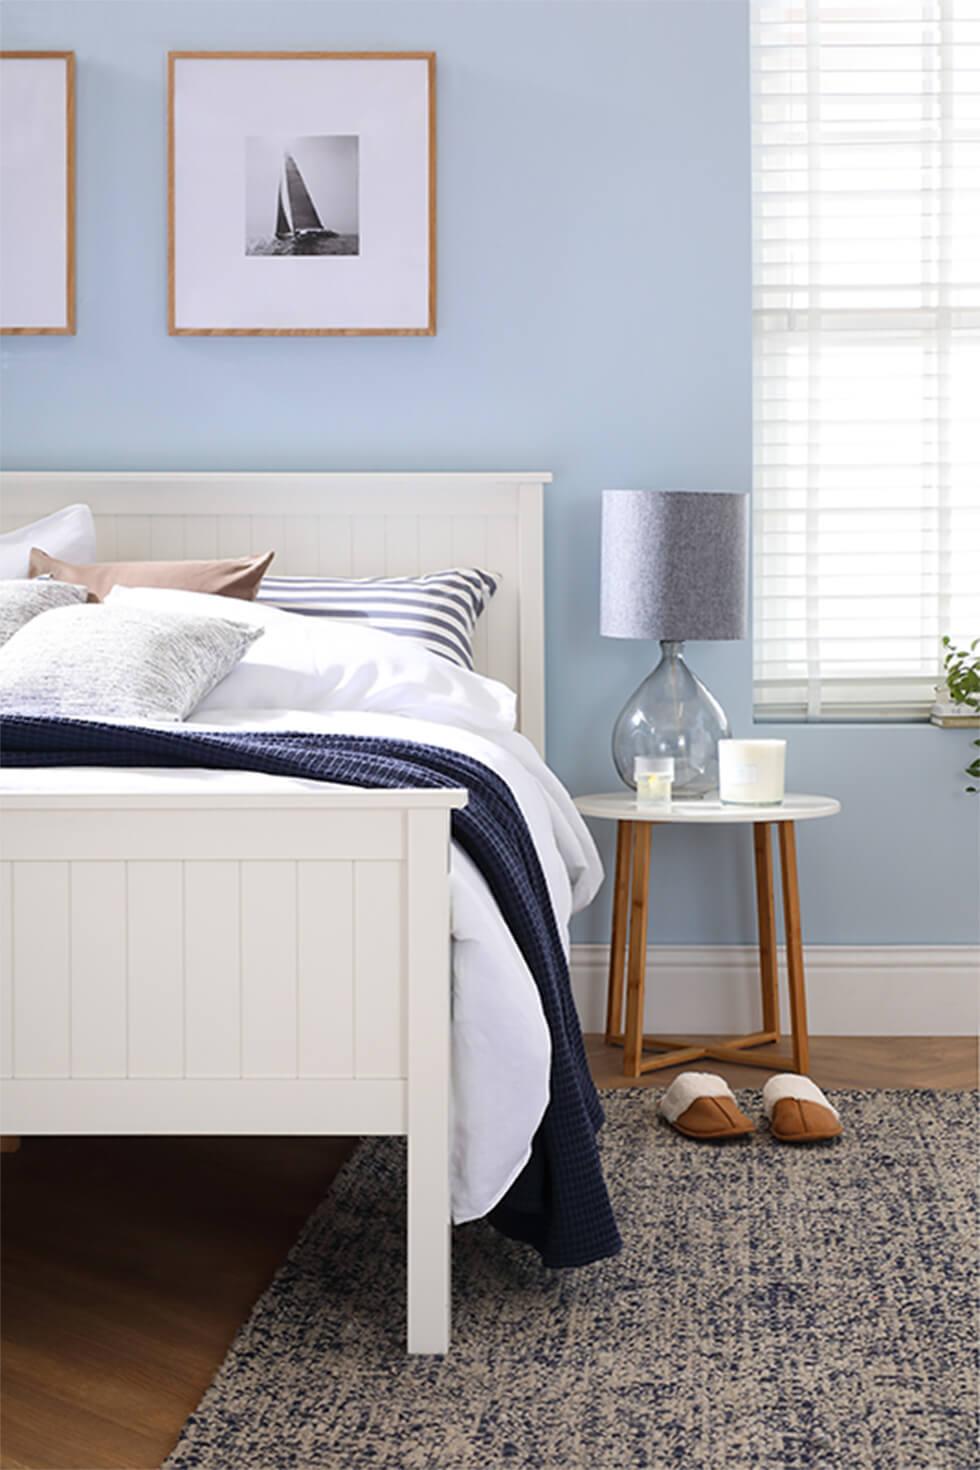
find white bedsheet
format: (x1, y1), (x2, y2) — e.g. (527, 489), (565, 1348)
(0, 708), (603, 1223)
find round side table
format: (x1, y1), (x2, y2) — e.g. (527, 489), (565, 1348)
(574, 793), (840, 1079)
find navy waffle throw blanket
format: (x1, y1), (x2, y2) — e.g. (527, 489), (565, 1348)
(0, 716), (621, 1269)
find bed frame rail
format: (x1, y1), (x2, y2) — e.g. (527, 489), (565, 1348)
(0, 786), (465, 1354)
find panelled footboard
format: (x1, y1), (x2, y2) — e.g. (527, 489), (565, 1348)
(0, 786), (466, 1353)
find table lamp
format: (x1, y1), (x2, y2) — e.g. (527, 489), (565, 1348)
(600, 488), (748, 798)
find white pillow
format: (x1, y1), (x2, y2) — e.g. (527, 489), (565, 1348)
(106, 584), (517, 736)
(0, 504), (96, 579)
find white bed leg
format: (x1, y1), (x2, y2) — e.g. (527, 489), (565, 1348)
(405, 809), (453, 1355)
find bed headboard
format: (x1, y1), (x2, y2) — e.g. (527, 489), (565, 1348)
(0, 471), (549, 752)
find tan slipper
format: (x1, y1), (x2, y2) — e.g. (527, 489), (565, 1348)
(659, 1072), (756, 1140)
(763, 1075), (842, 1143)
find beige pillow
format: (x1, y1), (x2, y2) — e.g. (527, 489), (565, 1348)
(29, 548), (274, 601)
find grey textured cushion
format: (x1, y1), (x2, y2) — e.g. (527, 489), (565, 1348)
(0, 603), (263, 722)
(0, 578), (90, 647)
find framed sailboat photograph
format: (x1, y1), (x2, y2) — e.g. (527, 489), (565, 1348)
(168, 52), (435, 335)
(0, 51), (75, 334)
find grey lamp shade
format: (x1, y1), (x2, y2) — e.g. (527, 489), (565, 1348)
(600, 489), (748, 641)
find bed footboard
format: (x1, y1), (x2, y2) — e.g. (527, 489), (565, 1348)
(0, 786), (466, 1354)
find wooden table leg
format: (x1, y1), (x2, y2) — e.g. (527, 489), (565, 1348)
(605, 822), (633, 1043)
(754, 823), (780, 1038)
(623, 823), (652, 1078)
(778, 821), (810, 1075)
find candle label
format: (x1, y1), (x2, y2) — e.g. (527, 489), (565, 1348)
(732, 762), (760, 784)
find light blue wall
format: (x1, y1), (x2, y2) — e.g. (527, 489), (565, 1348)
(3, 0), (977, 946)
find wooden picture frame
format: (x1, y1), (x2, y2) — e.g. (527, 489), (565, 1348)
(168, 51), (436, 336)
(0, 51), (75, 334)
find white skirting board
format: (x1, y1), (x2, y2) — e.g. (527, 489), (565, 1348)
(570, 945), (980, 1037)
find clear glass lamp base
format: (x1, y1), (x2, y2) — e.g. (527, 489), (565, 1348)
(611, 640), (731, 798)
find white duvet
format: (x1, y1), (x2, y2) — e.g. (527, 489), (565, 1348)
(0, 704), (603, 1224)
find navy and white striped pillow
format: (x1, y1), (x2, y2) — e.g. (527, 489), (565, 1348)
(257, 568), (499, 671)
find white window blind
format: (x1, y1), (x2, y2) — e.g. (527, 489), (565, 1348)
(752, 0), (980, 721)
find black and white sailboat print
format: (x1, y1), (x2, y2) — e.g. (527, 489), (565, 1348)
(276, 153), (336, 242)
(246, 137), (360, 257)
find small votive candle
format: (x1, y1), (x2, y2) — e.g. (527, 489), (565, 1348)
(634, 756), (674, 808)
(718, 739), (786, 806)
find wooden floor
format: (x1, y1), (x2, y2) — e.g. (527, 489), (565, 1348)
(1, 1137), (355, 1470)
(586, 1032), (979, 1091)
(1, 1037), (976, 1470)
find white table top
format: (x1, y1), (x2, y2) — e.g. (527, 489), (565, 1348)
(574, 792), (840, 824)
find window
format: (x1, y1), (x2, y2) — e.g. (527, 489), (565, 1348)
(752, 0), (980, 721)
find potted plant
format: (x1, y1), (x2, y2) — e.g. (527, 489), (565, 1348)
(933, 637), (980, 793)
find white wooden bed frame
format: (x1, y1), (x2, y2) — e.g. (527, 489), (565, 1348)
(0, 471), (550, 1354)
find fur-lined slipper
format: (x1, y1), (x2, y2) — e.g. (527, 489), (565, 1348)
(659, 1072), (756, 1140)
(762, 1075), (842, 1143)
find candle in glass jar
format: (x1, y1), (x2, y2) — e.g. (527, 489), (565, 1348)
(718, 739), (786, 806)
(634, 756), (674, 808)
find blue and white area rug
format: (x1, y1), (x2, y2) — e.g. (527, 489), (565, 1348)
(165, 1090), (977, 1470)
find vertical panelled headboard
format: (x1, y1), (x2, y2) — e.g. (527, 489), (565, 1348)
(0, 472), (549, 752)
